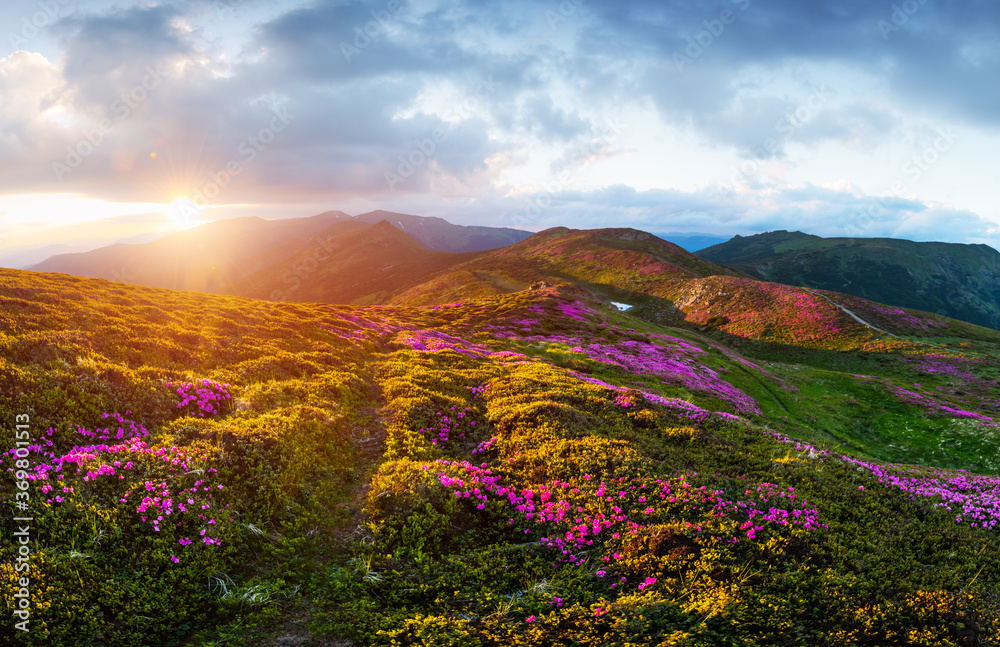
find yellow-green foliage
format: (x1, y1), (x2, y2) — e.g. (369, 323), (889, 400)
(2, 268), (1000, 646)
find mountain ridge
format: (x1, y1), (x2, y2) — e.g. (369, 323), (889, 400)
(697, 230), (1000, 330)
(229, 218), (480, 304)
(27, 211), (532, 294)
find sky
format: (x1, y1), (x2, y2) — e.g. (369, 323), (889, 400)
(1, 0), (999, 263)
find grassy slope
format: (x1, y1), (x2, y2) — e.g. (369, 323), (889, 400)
(389, 226), (748, 311)
(228, 220), (482, 305)
(230, 225), (746, 308)
(26, 212), (531, 299)
(2, 267), (1000, 646)
(449, 226), (749, 291)
(697, 231), (1000, 330)
(390, 227), (996, 355)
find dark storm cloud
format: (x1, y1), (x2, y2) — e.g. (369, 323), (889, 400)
(577, 0), (999, 146)
(252, 0), (471, 83)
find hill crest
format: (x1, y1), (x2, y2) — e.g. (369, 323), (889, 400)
(698, 230), (1000, 329)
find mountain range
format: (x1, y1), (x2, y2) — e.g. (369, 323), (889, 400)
(25, 216), (1000, 338)
(27, 210), (532, 293)
(0, 231), (168, 269)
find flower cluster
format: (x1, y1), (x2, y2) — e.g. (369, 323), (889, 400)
(882, 381), (993, 421)
(568, 370), (743, 426)
(135, 473), (228, 550)
(425, 460), (826, 586)
(768, 429), (1000, 530)
(713, 482), (825, 538)
(169, 379), (233, 418)
(557, 301), (595, 322)
(571, 340), (761, 415)
(834, 297), (949, 334)
(7, 410), (232, 561)
(316, 309), (424, 350)
(418, 407), (477, 447)
(469, 383), (492, 397)
(842, 457), (1000, 530)
(472, 436), (498, 455)
(612, 393), (634, 407)
(903, 354), (980, 380)
(397, 329), (490, 357)
(73, 411), (150, 442)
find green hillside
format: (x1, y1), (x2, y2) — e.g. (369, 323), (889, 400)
(227, 225), (747, 309)
(3, 254), (1000, 645)
(389, 226), (748, 308)
(697, 231), (1000, 330)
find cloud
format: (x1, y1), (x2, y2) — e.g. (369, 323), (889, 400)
(564, 0), (1000, 162)
(0, 0), (995, 252)
(0, 1), (539, 204)
(481, 182), (1000, 250)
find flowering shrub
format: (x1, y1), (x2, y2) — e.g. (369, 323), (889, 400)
(829, 294), (950, 335)
(842, 457), (1000, 530)
(397, 329), (490, 357)
(419, 461), (826, 578)
(417, 406), (477, 447)
(863, 375), (996, 421)
(569, 340), (761, 415)
(168, 378), (233, 417)
(669, 277), (861, 344)
(9, 379), (236, 562)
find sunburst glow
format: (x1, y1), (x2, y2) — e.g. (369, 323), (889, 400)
(165, 197), (203, 230)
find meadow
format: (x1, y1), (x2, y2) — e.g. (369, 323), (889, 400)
(2, 266), (1000, 646)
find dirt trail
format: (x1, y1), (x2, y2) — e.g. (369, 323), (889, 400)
(803, 287), (1000, 361)
(802, 288), (898, 338)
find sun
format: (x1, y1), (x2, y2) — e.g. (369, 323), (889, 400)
(164, 196), (203, 230)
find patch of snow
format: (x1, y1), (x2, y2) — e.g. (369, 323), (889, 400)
(610, 301), (633, 311)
